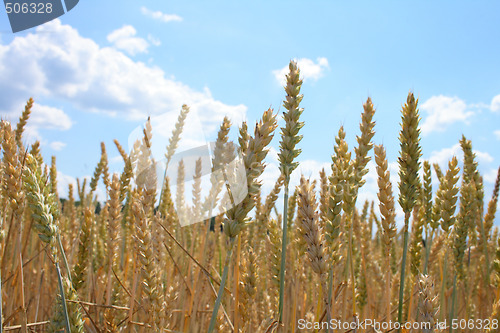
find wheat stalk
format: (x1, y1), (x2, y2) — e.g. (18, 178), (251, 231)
(277, 60), (305, 328)
(14, 98), (33, 150)
(375, 144), (397, 321)
(397, 92), (422, 329)
(23, 154), (81, 332)
(296, 176), (330, 324)
(2, 86), (499, 333)
(207, 108), (277, 333)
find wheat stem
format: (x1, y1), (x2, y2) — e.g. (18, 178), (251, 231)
(397, 93), (422, 330)
(278, 175), (290, 325)
(423, 232), (433, 275)
(0, 270), (3, 333)
(57, 234), (72, 286)
(479, 215), (491, 286)
(55, 262), (71, 333)
(347, 212), (356, 318)
(277, 60), (304, 326)
(397, 212), (410, 326)
(234, 234), (242, 332)
(207, 237), (235, 333)
(449, 275), (457, 333)
(439, 251), (448, 323)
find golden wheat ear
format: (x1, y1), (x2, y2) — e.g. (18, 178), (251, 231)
(375, 144), (397, 321)
(23, 154), (84, 332)
(397, 91), (422, 327)
(14, 97), (34, 149)
(296, 176), (331, 323)
(208, 107), (277, 333)
(353, 97), (376, 187)
(276, 60), (306, 326)
(417, 274), (438, 333)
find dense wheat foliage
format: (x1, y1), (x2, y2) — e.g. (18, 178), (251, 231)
(0, 62), (499, 332)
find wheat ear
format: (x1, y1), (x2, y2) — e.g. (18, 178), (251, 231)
(417, 274), (438, 333)
(422, 161), (433, 274)
(397, 92), (422, 329)
(14, 97), (33, 150)
(23, 154), (80, 332)
(436, 157), (460, 324)
(208, 108), (277, 333)
(296, 176), (330, 323)
(484, 167), (500, 237)
(277, 60), (305, 326)
(324, 127), (349, 318)
(375, 144), (397, 321)
(157, 104), (190, 211)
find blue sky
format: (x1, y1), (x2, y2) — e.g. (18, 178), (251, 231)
(0, 1), (499, 224)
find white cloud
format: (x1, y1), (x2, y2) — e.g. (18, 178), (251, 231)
(474, 150), (494, 163)
(357, 160), (405, 227)
(292, 159), (331, 187)
(491, 95), (500, 112)
(357, 161), (378, 206)
(259, 148), (329, 197)
(428, 144), (461, 167)
(494, 130), (500, 140)
(57, 171), (107, 201)
(259, 162), (281, 195)
(0, 20), (246, 135)
(273, 57), (329, 85)
(126, 103), (245, 164)
(107, 25), (149, 56)
(49, 141), (66, 151)
(3, 102), (73, 144)
(30, 103), (72, 130)
(110, 155), (124, 164)
(257, 157), (330, 220)
(147, 34), (161, 47)
(484, 168), (499, 184)
(420, 95), (474, 135)
(141, 7), (183, 23)
(256, 154), (410, 226)
(57, 171), (76, 199)
(428, 143), (493, 168)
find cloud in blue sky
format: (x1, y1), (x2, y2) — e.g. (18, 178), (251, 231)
(420, 95), (475, 135)
(273, 57), (329, 85)
(0, 19), (247, 136)
(147, 34), (161, 47)
(49, 141), (67, 151)
(428, 143), (493, 171)
(29, 103), (73, 131)
(140, 7), (183, 23)
(0, 3), (498, 225)
(9, 103), (73, 148)
(491, 95), (500, 112)
(484, 168), (500, 184)
(107, 25), (150, 56)
(56, 171), (106, 202)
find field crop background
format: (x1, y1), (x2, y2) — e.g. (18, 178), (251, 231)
(1, 2), (500, 333)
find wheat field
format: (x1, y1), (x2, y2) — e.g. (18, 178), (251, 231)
(0, 61), (499, 332)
